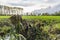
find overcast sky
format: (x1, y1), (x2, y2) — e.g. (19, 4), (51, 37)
(0, 0), (60, 13)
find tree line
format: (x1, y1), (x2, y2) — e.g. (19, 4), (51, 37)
(0, 11), (60, 16)
(24, 11), (60, 16)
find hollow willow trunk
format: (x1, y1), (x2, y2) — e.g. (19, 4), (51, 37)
(10, 15), (26, 40)
(15, 16), (20, 40)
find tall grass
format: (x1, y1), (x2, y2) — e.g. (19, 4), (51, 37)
(0, 16), (60, 40)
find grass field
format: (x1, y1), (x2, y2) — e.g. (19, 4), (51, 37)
(0, 16), (10, 18)
(22, 16), (60, 20)
(0, 16), (60, 21)
(0, 16), (60, 40)
(25, 16), (60, 23)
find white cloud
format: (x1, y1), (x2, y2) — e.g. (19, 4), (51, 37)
(44, 0), (48, 2)
(0, 0), (60, 12)
(7, 0), (22, 3)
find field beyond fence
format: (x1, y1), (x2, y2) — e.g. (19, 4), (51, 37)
(0, 16), (60, 22)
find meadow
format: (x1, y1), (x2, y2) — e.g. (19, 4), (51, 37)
(22, 16), (60, 22)
(0, 16), (60, 21)
(0, 16), (10, 18)
(0, 16), (60, 29)
(0, 16), (60, 23)
(0, 16), (60, 40)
